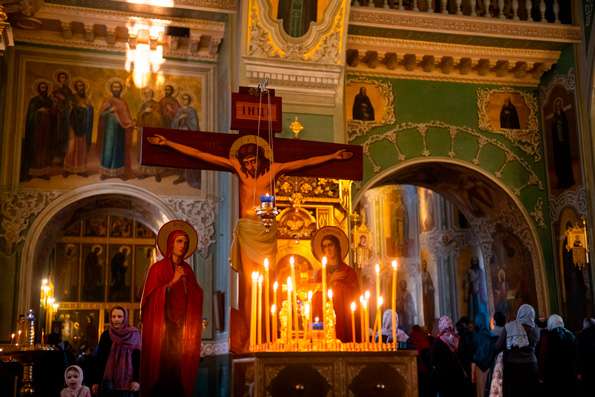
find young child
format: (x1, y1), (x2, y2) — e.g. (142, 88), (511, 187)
(61, 365), (91, 397)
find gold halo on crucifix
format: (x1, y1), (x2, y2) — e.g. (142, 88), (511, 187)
(229, 135), (273, 161)
(156, 220), (198, 259)
(311, 226), (350, 262)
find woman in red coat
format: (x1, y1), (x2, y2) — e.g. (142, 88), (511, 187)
(140, 220), (203, 397)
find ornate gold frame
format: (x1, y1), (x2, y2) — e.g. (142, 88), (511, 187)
(346, 75), (396, 141)
(477, 87), (541, 160)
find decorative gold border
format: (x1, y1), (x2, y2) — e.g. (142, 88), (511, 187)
(346, 75), (396, 141)
(477, 87), (541, 161)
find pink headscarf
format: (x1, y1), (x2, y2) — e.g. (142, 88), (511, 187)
(103, 307), (141, 390)
(437, 315), (459, 352)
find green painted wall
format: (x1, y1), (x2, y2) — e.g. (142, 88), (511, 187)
(279, 112), (335, 142)
(349, 75), (556, 310)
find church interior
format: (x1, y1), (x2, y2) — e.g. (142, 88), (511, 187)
(1, 0), (594, 396)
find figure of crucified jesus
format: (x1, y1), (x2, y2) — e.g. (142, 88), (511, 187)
(148, 133), (353, 352)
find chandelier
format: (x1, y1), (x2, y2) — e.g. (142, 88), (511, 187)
(125, 17), (168, 88)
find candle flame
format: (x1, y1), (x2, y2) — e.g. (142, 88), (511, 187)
(273, 281), (278, 291)
(359, 295), (364, 304)
(42, 279), (48, 286)
(18, 330), (22, 335)
(271, 304), (277, 314)
(11, 333), (15, 338)
(252, 272), (259, 281)
(258, 274), (263, 284)
(375, 263), (380, 274)
(327, 289), (333, 300)
(290, 256), (295, 266)
(321, 256), (327, 267)
(392, 259), (398, 270)
(304, 303), (310, 316)
(307, 290), (313, 301)
(52, 303), (59, 311)
(351, 301), (356, 312)
(364, 290), (371, 300)
(378, 296), (384, 307)
(264, 258), (269, 270)
(315, 316), (319, 323)
(48, 297), (55, 305)
(287, 277), (293, 291)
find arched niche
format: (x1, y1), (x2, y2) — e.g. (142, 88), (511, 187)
(18, 183), (177, 315)
(353, 159), (548, 322)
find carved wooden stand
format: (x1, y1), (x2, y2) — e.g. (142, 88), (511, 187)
(232, 350), (418, 397)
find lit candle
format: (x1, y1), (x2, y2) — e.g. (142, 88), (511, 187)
(377, 296), (384, 349)
(304, 303), (311, 341)
(364, 290), (371, 346)
(290, 256), (298, 335)
(264, 258), (270, 344)
(17, 330), (22, 346)
(286, 277), (293, 344)
(307, 290), (313, 341)
(359, 295), (365, 343)
(321, 257), (327, 329)
(391, 259), (398, 349)
(273, 281), (279, 310)
(47, 297), (56, 333)
(350, 302), (356, 344)
(271, 304), (277, 344)
(257, 274), (263, 346)
(10, 333), (15, 345)
(250, 272), (258, 349)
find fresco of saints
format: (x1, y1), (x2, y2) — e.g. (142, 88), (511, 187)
(352, 87), (375, 121)
(278, 0), (318, 38)
(21, 80), (54, 181)
(97, 79), (134, 179)
(51, 70), (74, 165)
(159, 84), (180, 127)
(136, 87), (164, 181)
(63, 79), (93, 175)
(171, 93), (201, 186)
(172, 93), (200, 131)
(499, 98), (520, 129)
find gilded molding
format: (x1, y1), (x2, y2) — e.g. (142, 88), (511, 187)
(349, 7), (581, 43)
(477, 87), (541, 161)
(346, 75), (396, 139)
(246, 0), (346, 65)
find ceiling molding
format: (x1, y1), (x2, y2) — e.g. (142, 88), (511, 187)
(346, 35), (561, 86)
(11, 3), (225, 61)
(349, 7), (581, 45)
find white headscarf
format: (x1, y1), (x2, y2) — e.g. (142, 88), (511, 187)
(547, 314), (564, 331)
(381, 309), (409, 342)
(505, 304), (535, 349)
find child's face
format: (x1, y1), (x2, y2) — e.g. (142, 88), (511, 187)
(66, 370), (80, 389)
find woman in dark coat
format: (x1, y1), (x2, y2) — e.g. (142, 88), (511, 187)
(430, 316), (471, 397)
(495, 304), (540, 397)
(541, 314), (577, 397)
(92, 306), (141, 397)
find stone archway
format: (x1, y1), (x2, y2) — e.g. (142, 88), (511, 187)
(18, 183), (177, 315)
(354, 158), (549, 317)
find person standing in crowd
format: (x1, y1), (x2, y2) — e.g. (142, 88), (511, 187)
(430, 316), (471, 397)
(409, 325), (433, 397)
(62, 365), (91, 397)
(577, 317), (595, 396)
(456, 316), (475, 397)
(495, 304), (540, 397)
(92, 306), (140, 396)
(473, 313), (497, 397)
(540, 314), (576, 397)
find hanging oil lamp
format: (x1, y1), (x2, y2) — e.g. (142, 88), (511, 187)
(256, 193), (279, 232)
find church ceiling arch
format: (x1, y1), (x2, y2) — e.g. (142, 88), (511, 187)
(353, 159), (549, 315)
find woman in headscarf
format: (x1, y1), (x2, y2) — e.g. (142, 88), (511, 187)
(62, 365), (91, 397)
(140, 223), (203, 397)
(541, 314), (577, 397)
(429, 315), (471, 397)
(495, 304), (540, 397)
(92, 307), (141, 396)
(381, 309), (410, 344)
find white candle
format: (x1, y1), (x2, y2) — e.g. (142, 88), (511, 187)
(290, 256), (299, 335)
(257, 274), (263, 346)
(377, 296), (384, 348)
(321, 257), (327, 330)
(286, 277), (293, 344)
(271, 304), (277, 344)
(350, 302), (356, 344)
(264, 258), (271, 344)
(391, 259), (398, 349)
(250, 272), (258, 348)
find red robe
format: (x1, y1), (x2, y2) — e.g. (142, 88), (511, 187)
(140, 235), (203, 397)
(313, 262), (360, 342)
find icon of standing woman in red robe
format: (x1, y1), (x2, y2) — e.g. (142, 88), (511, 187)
(140, 220), (203, 397)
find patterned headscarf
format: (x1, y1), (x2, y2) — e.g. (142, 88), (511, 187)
(505, 304), (535, 349)
(437, 315), (459, 352)
(103, 307), (141, 390)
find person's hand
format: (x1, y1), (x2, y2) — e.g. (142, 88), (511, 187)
(91, 384), (99, 395)
(334, 149), (353, 160)
(147, 134), (167, 146)
(129, 381), (140, 391)
(168, 266), (185, 287)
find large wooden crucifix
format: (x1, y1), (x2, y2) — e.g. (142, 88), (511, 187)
(140, 86), (363, 353)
